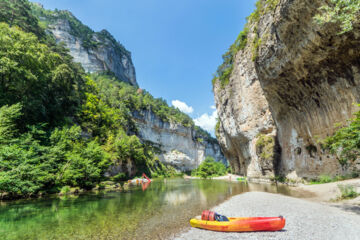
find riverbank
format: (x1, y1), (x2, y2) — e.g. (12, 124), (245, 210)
(294, 178), (360, 203)
(187, 174), (360, 205)
(172, 191), (360, 240)
(184, 174), (246, 182)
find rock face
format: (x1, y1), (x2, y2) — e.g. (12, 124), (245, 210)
(35, 6), (137, 86)
(133, 110), (227, 171)
(214, 0), (360, 180)
(33, 4), (227, 172)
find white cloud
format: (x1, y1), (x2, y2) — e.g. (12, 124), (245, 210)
(194, 110), (218, 135)
(171, 100), (194, 114)
(210, 105), (216, 110)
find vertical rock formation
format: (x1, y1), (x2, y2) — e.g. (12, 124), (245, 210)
(32, 4), (137, 86)
(214, 0), (360, 180)
(32, 3), (227, 172)
(133, 110), (227, 172)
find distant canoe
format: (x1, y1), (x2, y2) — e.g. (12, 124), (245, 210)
(190, 216), (285, 232)
(128, 178), (150, 184)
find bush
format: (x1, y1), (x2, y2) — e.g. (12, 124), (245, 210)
(111, 173), (128, 182)
(192, 157), (227, 179)
(314, 0), (360, 34)
(255, 134), (275, 162)
(338, 184), (359, 199)
(319, 175), (333, 183)
(60, 186), (71, 195)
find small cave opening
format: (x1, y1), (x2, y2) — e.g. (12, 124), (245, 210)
(305, 144), (317, 158)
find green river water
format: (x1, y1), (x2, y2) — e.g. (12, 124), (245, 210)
(0, 179), (297, 240)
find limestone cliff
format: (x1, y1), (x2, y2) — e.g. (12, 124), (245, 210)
(133, 110), (227, 172)
(32, 3), (226, 172)
(32, 3), (137, 86)
(214, 0), (360, 180)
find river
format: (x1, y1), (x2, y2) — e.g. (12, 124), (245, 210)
(0, 179), (297, 240)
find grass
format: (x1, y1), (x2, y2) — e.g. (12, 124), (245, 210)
(338, 184), (359, 200)
(309, 173), (359, 185)
(237, 177), (247, 182)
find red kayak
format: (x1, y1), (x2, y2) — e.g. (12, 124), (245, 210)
(190, 211), (285, 232)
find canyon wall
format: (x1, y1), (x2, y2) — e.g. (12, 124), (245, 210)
(133, 110), (227, 172)
(214, 0), (360, 180)
(33, 3), (227, 172)
(33, 4), (137, 86)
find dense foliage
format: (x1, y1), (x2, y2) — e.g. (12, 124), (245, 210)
(0, 23), (84, 128)
(191, 157), (227, 179)
(324, 106), (360, 166)
(314, 0), (360, 34)
(89, 73), (195, 128)
(0, 0), (45, 37)
(0, 104), (110, 196)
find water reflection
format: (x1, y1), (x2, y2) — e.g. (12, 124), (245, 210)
(0, 179), (303, 240)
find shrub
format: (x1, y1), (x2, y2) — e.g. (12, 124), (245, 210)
(255, 134), (275, 161)
(60, 186), (71, 195)
(325, 106), (360, 165)
(192, 157), (227, 179)
(111, 173), (128, 182)
(338, 184), (359, 199)
(319, 175), (332, 183)
(314, 0), (360, 34)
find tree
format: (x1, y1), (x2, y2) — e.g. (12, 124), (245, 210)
(191, 157), (227, 179)
(325, 106), (360, 165)
(0, 0), (45, 37)
(0, 23), (84, 128)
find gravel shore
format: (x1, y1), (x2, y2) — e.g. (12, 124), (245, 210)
(172, 191), (360, 240)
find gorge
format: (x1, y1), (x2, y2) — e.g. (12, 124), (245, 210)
(32, 3), (226, 175)
(213, 0), (360, 181)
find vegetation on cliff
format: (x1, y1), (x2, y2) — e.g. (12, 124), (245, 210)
(212, 0), (359, 89)
(31, 2), (131, 55)
(324, 106), (360, 166)
(212, 0), (279, 88)
(211, 27), (249, 88)
(314, 0), (360, 34)
(255, 134), (275, 163)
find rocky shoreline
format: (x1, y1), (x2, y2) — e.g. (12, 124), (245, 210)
(171, 178), (360, 240)
(171, 190), (360, 240)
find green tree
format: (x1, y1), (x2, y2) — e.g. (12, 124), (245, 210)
(325, 106), (360, 165)
(191, 157), (227, 179)
(0, 0), (45, 37)
(0, 23), (85, 128)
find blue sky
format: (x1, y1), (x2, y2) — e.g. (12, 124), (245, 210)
(33, 0), (257, 135)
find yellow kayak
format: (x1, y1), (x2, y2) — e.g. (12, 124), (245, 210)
(190, 216), (285, 232)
